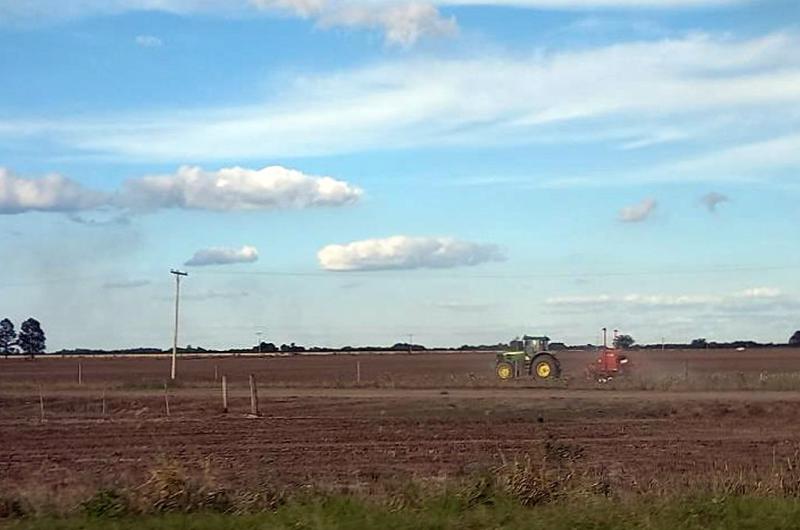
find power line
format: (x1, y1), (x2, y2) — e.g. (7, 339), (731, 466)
(194, 264), (800, 280)
(0, 264), (798, 290)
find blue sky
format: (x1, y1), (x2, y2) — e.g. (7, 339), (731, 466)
(1, 0), (798, 350)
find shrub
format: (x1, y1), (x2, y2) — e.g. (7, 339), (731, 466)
(80, 489), (129, 518)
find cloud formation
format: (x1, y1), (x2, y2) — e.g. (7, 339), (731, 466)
(252, 0), (457, 46)
(700, 192), (729, 212)
(0, 167), (107, 214)
(13, 31), (798, 169)
(122, 166), (363, 211)
(618, 198), (656, 222)
(0, 0), (749, 24)
(184, 245), (260, 266)
(0, 165), (362, 216)
(547, 286), (785, 310)
(135, 34), (162, 47)
(318, 235), (505, 271)
(102, 279), (151, 289)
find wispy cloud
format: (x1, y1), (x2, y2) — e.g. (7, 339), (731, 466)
(546, 286), (787, 311)
(4, 31), (797, 172)
(67, 213), (131, 227)
(103, 279), (151, 289)
(700, 192), (729, 213)
(318, 235), (505, 271)
(436, 0), (746, 6)
(618, 198), (656, 222)
(185, 245), (259, 267)
(1, 0), (456, 45)
(252, 0), (457, 46)
(134, 34), (162, 47)
(182, 290), (251, 301)
(434, 301), (493, 312)
(0, 0), (750, 25)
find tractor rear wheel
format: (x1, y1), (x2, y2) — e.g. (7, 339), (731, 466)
(496, 361), (514, 380)
(531, 354), (560, 380)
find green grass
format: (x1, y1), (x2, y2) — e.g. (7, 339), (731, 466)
(6, 495), (800, 530)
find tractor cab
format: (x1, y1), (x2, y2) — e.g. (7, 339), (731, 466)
(497, 334), (560, 381)
(509, 335), (549, 354)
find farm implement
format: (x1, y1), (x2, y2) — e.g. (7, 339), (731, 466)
(495, 329), (630, 382)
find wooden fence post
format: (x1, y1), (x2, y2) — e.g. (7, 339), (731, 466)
(38, 385), (45, 423)
(101, 389), (107, 417)
(356, 360), (361, 384)
(164, 382), (171, 417)
(249, 374), (260, 417)
(221, 375), (228, 413)
(214, 364), (219, 382)
(78, 362), (83, 386)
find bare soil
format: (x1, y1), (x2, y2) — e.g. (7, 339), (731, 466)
(1, 349), (800, 495)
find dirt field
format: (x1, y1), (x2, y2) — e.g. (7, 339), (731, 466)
(2, 349), (800, 496)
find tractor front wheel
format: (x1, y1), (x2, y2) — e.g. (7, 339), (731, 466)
(496, 361), (514, 380)
(531, 354), (560, 380)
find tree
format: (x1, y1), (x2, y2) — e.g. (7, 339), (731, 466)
(18, 318), (46, 358)
(690, 338), (708, 349)
(0, 319), (16, 356)
(790, 331), (800, 346)
(613, 334), (635, 349)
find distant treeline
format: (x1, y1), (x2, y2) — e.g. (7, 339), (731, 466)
(46, 338), (800, 356)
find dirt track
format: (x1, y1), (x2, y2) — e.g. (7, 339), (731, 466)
(2, 349), (800, 494)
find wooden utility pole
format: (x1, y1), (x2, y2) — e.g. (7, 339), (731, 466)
(170, 269), (188, 380)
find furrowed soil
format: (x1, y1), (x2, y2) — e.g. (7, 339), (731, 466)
(2, 349), (800, 496)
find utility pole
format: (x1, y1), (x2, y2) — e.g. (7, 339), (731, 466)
(256, 331), (263, 354)
(408, 333), (414, 354)
(170, 269), (188, 380)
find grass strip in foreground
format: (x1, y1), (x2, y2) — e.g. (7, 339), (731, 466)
(5, 495), (800, 530)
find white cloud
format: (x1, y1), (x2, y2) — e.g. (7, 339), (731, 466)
(700, 192), (728, 212)
(0, 167), (107, 214)
(251, 0), (457, 46)
(103, 279), (151, 289)
(547, 287), (787, 310)
(670, 133), (800, 179)
(135, 34), (162, 47)
(435, 301), (493, 312)
(185, 245), (259, 266)
(736, 287), (782, 299)
(317, 235), (505, 271)
(0, 0), (456, 45)
(121, 165), (363, 211)
(436, 0), (744, 7)
(0, 165), (362, 216)
(618, 197), (656, 222)
(10, 31), (799, 167)
(0, 0), (749, 25)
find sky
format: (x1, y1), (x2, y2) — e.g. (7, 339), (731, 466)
(1, 0), (799, 350)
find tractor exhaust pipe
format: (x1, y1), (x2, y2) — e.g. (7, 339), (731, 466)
(602, 327), (607, 348)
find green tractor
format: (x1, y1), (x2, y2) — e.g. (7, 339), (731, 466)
(495, 335), (561, 381)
